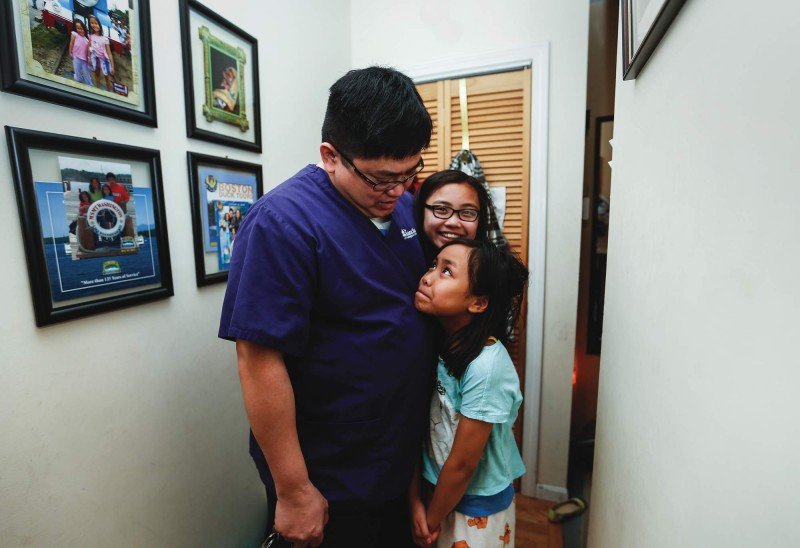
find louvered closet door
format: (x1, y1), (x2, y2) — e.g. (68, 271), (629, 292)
(415, 81), (447, 182)
(417, 69), (532, 450)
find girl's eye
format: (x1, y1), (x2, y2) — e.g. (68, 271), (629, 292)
(442, 267), (452, 276)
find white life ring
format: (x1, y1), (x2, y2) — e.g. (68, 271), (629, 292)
(86, 199), (126, 238)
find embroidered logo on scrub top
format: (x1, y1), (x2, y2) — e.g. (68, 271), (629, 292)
(401, 228), (417, 240)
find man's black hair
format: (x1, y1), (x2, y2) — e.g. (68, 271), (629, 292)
(321, 66), (432, 160)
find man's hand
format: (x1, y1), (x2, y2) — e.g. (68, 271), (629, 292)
(274, 482), (328, 547)
(236, 339), (326, 545)
(410, 494), (438, 546)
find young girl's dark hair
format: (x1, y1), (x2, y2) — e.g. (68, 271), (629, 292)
(414, 170), (492, 261)
(440, 238), (528, 379)
(88, 15), (103, 36)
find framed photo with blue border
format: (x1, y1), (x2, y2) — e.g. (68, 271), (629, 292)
(187, 151), (262, 286)
(6, 126), (173, 326)
(0, 0), (157, 126)
(622, 0), (687, 80)
(179, 0), (261, 152)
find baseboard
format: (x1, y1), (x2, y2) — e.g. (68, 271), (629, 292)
(536, 483), (569, 502)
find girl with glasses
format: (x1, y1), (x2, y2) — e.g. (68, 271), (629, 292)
(413, 170), (497, 263)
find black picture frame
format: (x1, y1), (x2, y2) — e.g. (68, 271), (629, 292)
(187, 151), (262, 286)
(0, 0), (157, 126)
(179, 0), (261, 152)
(6, 126), (173, 326)
(587, 116), (613, 355)
(622, 0), (687, 80)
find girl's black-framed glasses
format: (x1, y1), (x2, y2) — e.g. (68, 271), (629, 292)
(424, 204), (480, 222)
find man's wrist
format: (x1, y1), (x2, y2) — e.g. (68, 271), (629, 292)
(274, 474), (313, 499)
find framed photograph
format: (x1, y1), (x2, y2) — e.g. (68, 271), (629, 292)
(187, 152), (262, 286)
(179, 0), (261, 152)
(6, 126), (172, 326)
(622, 0), (687, 80)
(0, 0), (157, 126)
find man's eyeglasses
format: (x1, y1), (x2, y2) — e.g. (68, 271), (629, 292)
(337, 148), (424, 192)
(424, 204), (480, 222)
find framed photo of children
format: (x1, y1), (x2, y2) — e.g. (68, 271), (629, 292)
(5, 126), (173, 326)
(0, 0), (157, 126)
(179, 0), (261, 152)
(187, 151), (262, 286)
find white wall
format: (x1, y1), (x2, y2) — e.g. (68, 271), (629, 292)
(350, 0), (589, 492)
(589, 1), (800, 546)
(0, 2), (349, 546)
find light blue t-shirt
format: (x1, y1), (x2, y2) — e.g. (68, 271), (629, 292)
(421, 341), (526, 497)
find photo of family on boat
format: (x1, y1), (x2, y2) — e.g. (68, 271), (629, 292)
(32, 156), (161, 302)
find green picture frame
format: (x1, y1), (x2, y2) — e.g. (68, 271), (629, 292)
(199, 27), (249, 132)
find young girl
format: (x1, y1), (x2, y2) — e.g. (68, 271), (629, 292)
(100, 183), (114, 200)
(77, 190), (92, 216)
(414, 170), (493, 263)
(410, 239), (528, 547)
(88, 15), (114, 91)
(68, 19), (93, 86)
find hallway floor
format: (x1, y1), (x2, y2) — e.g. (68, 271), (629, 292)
(516, 495), (564, 547)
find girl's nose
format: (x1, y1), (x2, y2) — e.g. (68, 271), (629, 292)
(444, 214), (461, 226)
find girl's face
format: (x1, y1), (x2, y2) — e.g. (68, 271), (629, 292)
(75, 22), (86, 36)
(102, 185), (112, 196)
(423, 183), (480, 249)
(415, 243), (485, 332)
(90, 17), (100, 34)
(80, 192), (90, 203)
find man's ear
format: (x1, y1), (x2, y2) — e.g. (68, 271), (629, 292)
(319, 143), (338, 173)
(468, 295), (489, 314)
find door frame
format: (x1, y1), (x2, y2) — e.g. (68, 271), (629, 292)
(400, 44), (550, 497)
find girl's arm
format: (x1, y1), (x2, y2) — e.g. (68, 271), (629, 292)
(68, 33), (75, 57)
(426, 416), (493, 532)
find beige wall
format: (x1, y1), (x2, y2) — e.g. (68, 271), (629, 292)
(350, 0), (590, 493)
(589, 0), (800, 546)
(0, 2), (350, 546)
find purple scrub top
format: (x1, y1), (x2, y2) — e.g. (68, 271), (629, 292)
(219, 165), (438, 503)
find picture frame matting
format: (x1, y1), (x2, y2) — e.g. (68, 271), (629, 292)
(6, 125), (173, 326)
(179, 0), (261, 152)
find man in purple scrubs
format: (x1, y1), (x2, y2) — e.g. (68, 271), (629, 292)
(219, 67), (437, 547)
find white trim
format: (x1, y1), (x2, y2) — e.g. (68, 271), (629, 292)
(399, 47), (536, 83)
(402, 44), (551, 498)
(536, 483), (569, 503)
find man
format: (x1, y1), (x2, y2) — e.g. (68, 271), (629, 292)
(105, 172), (130, 212)
(104, 172), (133, 238)
(219, 67), (437, 547)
